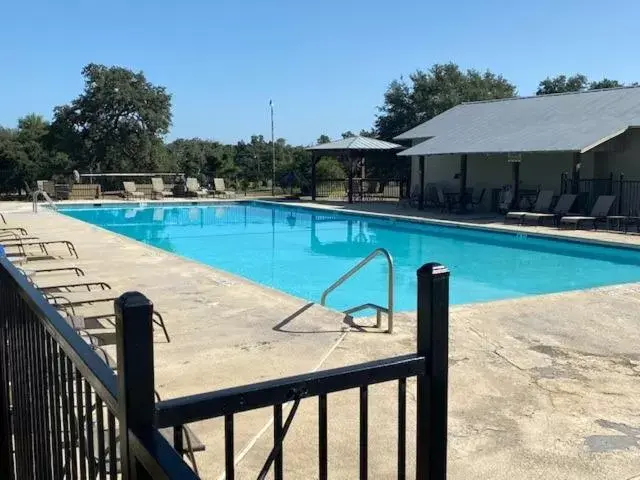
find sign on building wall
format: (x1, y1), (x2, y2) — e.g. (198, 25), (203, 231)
(507, 153), (522, 163)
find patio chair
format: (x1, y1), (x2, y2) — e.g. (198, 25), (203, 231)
(560, 195), (616, 230)
(186, 177), (208, 197)
(470, 188), (486, 211)
(122, 181), (144, 200)
(214, 178), (235, 198)
(522, 194), (577, 226)
(505, 190), (554, 224)
(397, 185), (420, 209)
(365, 181), (383, 200)
(151, 177), (174, 199)
(435, 187), (449, 212)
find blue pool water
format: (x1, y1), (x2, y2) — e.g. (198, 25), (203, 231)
(58, 201), (640, 312)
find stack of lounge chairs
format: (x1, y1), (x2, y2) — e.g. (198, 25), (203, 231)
(0, 214), (204, 473)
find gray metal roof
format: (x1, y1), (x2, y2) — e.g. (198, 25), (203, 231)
(307, 136), (403, 151)
(396, 87), (640, 156)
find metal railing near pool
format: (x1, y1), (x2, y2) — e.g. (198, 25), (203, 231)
(1, 248), (450, 479)
(320, 247), (395, 333)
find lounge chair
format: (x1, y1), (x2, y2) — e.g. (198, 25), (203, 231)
(26, 274), (111, 293)
(214, 178), (235, 198)
(186, 177), (208, 197)
(505, 190), (554, 224)
(57, 333), (197, 472)
(1, 238), (78, 258)
(11, 256), (85, 276)
(522, 194), (577, 226)
(151, 177), (174, 199)
(560, 195), (616, 230)
(123, 181), (144, 200)
(0, 226), (28, 236)
(46, 288), (171, 342)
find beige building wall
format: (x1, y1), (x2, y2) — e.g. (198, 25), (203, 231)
(519, 152), (573, 193)
(594, 128), (640, 178)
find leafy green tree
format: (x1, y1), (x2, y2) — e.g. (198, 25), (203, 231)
(341, 131), (356, 138)
(375, 63), (516, 140)
(536, 74), (588, 95)
(316, 134), (331, 144)
(589, 78), (624, 90)
(316, 158), (345, 179)
(0, 115), (69, 195)
(51, 63), (171, 173)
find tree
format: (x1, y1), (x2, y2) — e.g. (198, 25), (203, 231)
(341, 131), (356, 138)
(316, 134), (331, 144)
(375, 63), (516, 140)
(589, 78), (624, 90)
(51, 63), (172, 173)
(536, 74), (633, 95)
(0, 115), (69, 195)
(536, 74), (588, 95)
(374, 79), (416, 141)
(316, 158), (345, 179)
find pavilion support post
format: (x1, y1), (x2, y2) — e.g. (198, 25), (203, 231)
(311, 153), (317, 201)
(512, 161), (521, 209)
(459, 154), (468, 212)
(571, 152), (581, 194)
(419, 156), (426, 210)
(348, 154), (354, 204)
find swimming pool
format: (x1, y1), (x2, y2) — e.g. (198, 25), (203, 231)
(58, 201), (640, 312)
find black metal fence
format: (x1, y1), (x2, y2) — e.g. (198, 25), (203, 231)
(561, 173), (640, 215)
(316, 178), (409, 201)
(1, 253), (450, 479)
(154, 263), (449, 480)
(0, 257), (196, 479)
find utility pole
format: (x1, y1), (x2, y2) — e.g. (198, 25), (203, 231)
(270, 99), (275, 196)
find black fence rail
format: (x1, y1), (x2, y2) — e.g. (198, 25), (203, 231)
(1, 251), (449, 479)
(153, 263), (449, 480)
(316, 178), (409, 201)
(561, 173), (640, 215)
(0, 257), (196, 479)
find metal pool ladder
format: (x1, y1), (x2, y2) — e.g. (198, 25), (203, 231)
(320, 247), (394, 333)
(32, 190), (57, 213)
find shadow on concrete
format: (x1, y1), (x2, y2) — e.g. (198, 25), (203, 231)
(272, 303), (383, 334)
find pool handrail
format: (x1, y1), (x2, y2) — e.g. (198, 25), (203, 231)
(320, 247), (394, 333)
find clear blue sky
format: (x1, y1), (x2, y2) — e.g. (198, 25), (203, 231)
(2, 0), (640, 145)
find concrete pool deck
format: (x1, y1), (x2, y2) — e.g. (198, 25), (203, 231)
(3, 199), (640, 479)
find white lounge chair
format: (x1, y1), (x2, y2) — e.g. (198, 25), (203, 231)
(151, 177), (174, 199)
(123, 181), (144, 200)
(214, 178), (235, 198)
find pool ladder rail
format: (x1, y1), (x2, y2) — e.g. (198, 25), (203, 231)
(32, 190), (57, 213)
(320, 247), (394, 334)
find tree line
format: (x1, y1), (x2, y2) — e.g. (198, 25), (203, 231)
(0, 62), (634, 195)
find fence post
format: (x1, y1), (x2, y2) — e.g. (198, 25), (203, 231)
(115, 292), (156, 480)
(416, 263), (449, 480)
(618, 173), (625, 215)
(0, 279), (13, 480)
(560, 172), (567, 195)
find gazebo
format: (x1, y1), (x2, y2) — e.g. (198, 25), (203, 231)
(306, 136), (404, 203)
